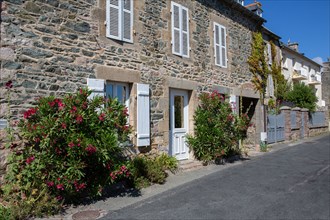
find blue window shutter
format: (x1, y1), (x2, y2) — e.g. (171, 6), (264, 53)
(137, 83), (150, 146)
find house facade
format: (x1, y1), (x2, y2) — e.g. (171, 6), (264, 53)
(0, 0), (267, 161)
(281, 43), (324, 107)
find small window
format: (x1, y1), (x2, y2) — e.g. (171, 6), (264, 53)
(106, 82), (129, 110)
(214, 22), (227, 68)
(106, 0), (133, 43)
(171, 2), (189, 58)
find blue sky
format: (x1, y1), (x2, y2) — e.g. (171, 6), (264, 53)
(246, 0), (330, 64)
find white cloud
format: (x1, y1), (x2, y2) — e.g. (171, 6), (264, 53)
(312, 57), (323, 65)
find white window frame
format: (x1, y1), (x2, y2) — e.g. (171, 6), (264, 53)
(213, 22), (227, 68)
(171, 1), (190, 58)
(106, 82), (130, 114)
(106, 0), (133, 43)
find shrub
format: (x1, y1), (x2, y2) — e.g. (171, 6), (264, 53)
(186, 91), (252, 163)
(1, 88), (131, 218)
(285, 82), (318, 112)
(128, 154), (178, 188)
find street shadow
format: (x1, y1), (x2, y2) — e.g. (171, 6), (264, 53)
(68, 181), (141, 206)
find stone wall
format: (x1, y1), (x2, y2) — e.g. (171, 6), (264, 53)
(279, 106), (328, 144)
(1, 0), (264, 157)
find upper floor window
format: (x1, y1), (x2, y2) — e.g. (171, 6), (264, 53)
(236, 0), (244, 6)
(171, 2), (189, 58)
(106, 0), (133, 43)
(214, 22), (227, 68)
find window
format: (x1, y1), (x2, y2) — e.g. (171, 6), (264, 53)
(171, 2), (189, 57)
(106, 0), (133, 43)
(267, 43), (272, 65)
(214, 22), (227, 68)
(106, 82), (130, 110)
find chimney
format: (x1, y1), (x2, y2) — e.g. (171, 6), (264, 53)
(245, 1), (263, 17)
(288, 42), (299, 52)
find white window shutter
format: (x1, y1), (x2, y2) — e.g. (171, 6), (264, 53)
(267, 43), (272, 65)
(107, 0), (121, 40)
(267, 75), (274, 97)
(181, 6), (189, 57)
(214, 23), (220, 66)
(122, 0), (133, 42)
(137, 83), (150, 146)
(172, 2), (181, 55)
(220, 26), (227, 67)
(230, 95), (237, 113)
(87, 78), (105, 100)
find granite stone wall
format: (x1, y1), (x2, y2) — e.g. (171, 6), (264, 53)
(0, 0), (264, 161)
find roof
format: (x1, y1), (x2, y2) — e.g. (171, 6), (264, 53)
(219, 0), (266, 25)
(262, 26), (281, 40)
(280, 42), (323, 68)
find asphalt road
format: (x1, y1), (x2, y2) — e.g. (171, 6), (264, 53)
(103, 135), (330, 220)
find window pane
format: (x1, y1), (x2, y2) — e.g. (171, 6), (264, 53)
(106, 84), (114, 99)
(174, 96), (184, 128)
(116, 85), (128, 104)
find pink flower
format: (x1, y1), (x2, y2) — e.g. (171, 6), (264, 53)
(85, 144), (97, 154)
(58, 101), (65, 110)
(121, 165), (127, 172)
(46, 181), (54, 187)
(76, 115), (83, 124)
(82, 102), (88, 109)
(70, 106), (77, 114)
(110, 172), (117, 180)
(23, 108), (38, 119)
(123, 108), (129, 116)
(56, 184), (64, 190)
(98, 113), (106, 121)
(48, 101), (55, 107)
(56, 195), (63, 201)
(68, 142), (75, 148)
(5, 80), (13, 89)
(61, 123), (67, 129)
(26, 156), (35, 164)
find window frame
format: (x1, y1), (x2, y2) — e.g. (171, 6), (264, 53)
(105, 81), (130, 116)
(213, 22), (227, 68)
(171, 1), (190, 58)
(106, 0), (133, 43)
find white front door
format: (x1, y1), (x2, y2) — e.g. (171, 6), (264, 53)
(170, 89), (189, 160)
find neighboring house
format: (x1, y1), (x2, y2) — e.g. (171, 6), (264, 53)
(0, 0), (267, 161)
(281, 42), (324, 107)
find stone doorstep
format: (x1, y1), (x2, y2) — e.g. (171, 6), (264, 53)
(178, 159), (204, 172)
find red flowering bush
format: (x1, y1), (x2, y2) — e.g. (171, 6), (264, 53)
(187, 91), (252, 163)
(3, 88), (132, 205)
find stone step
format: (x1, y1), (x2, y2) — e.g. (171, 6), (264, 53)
(178, 160), (203, 172)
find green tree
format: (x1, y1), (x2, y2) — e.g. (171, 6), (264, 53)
(285, 82), (318, 112)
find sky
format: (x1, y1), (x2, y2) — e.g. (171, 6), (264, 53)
(245, 0), (330, 64)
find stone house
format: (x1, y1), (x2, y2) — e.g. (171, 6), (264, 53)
(0, 0), (268, 161)
(281, 42), (324, 108)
